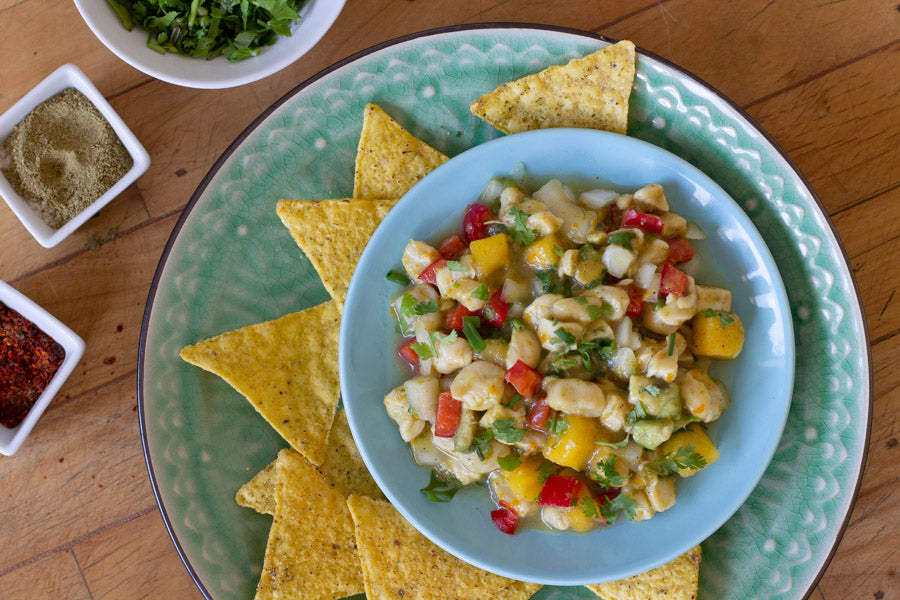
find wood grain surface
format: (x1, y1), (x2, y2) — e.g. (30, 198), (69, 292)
(0, 1), (896, 599)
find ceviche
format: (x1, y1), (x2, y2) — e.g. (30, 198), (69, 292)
(384, 178), (744, 535)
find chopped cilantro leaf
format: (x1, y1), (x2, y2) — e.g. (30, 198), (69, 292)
(509, 318), (524, 330)
(581, 496), (600, 519)
(420, 471), (462, 502)
(447, 260), (468, 272)
(640, 383), (662, 397)
(386, 269), (410, 285)
(667, 333), (676, 355)
(552, 244), (565, 257)
(596, 435), (631, 449)
(537, 461), (555, 484)
(497, 453), (523, 471)
(593, 456), (627, 488)
(508, 206), (537, 245)
(399, 293), (439, 319)
(471, 283), (490, 301)
(492, 418), (526, 443)
(547, 410), (569, 435)
(626, 401), (647, 423)
(647, 445), (708, 476)
(576, 337), (616, 370)
(600, 493), (636, 524)
(409, 341), (433, 360)
(505, 394), (523, 408)
(462, 315), (486, 353)
(550, 327), (576, 346)
(468, 429), (494, 460)
(608, 231), (637, 250)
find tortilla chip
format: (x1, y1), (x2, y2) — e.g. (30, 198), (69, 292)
(277, 198), (397, 304)
(346, 495), (542, 600)
(319, 409), (385, 500)
(235, 458), (277, 514)
(180, 300), (341, 465)
(585, 545), (702, 600)
(353, 103), (448, 199)
(470, 40), (636, 135)
(255, 449), (365, 600)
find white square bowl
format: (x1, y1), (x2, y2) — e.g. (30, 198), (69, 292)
(0, 279), (85, 456)
(0, 63), (150, 248)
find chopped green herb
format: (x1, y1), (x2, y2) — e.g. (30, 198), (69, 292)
(552, 245), (565, 257)
(462, 315), (486, 353)
(508, 206), (537, 246)
(647, 445), (708, 476)
(600, 493), (636, 524)
(537, 267), (572, 296)
(386, 269), (410, 285)
(509, 318), (524, 331)
(581, 495), (600, 519)
(667, 333), (676, 355)
(576, 337), (616, 370)
(537, 460), (555, 484)
(596, 435), (631, 449)
(608, 231), (637, 250)
(701, 309), (736, 327)
(471, 283), (490, 301)
(399, 293), (438, 319)
(593, 456), (627, 488)
(640, 383), (662, 397)
(655, 296), (667, 309)
(626, 401), (647, 423)
(575, 296), (588, 305)
(546, 355), (579, 377)
(505, 394), (523, 408)
(550, 327), (576, 346)
(408, 341), (432, 361)
(447, 260), (468, 272)
(411, 330), (458, 361)
(492, 418), (526, 443)
(420, 471), (462, 502)
(407, 407), (419, 419)
(469, 429), (494, 460)
(547, 410), (569, 435)
(587, 302), (613, 321)
(497, 453), (523, 471)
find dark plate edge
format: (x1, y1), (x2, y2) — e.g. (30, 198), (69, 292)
(135, 22), (874, 600)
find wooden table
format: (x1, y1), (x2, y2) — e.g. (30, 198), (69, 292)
(0, 1), (896, 598)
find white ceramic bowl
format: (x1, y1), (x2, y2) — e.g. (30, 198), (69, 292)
(0, 63), (150, 248)
(341, 129), (795, 585)
(74, 0), (345, 89)
(0, 280), (85, 456)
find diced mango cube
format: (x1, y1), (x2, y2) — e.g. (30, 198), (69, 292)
(469, 233), (510, 277)
(503, 455), (548, 503)
(659, 422), (719, 477)
(690, 310), (744, 359)
(542, 414), (599, 471)
(524, 233), (563, 270)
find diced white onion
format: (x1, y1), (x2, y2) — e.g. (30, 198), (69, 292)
(602, 245), (635, 278)
(480, 178), (506, 203)
(685, 222), (707, 240)
(635, 263), (658, 290)
(579, 188), (618, 209)
(509, 162), (527, 181)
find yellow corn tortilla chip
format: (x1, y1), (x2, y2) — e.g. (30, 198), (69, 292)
(255, 449), (364, 600)
(320, 408), (385, 500)
(353, 103), (448, 199)
(585, 545), (702, 600)
(235, 458), (277, 514)
(470, 40), (636, 135)
(277, 198), (397, 304)
(346, 495), (542, 600)
(180, 300), (341, 465)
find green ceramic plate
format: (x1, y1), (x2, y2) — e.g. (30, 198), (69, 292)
(139, 25), (871, 600)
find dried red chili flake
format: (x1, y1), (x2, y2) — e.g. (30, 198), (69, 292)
(0, 302), (65, 429)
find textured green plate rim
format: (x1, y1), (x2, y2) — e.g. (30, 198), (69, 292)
(138, 23), (872, 600)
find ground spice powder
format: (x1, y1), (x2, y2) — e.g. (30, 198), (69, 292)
(1, 88), (133, 229)
(0, 302), (65, 429)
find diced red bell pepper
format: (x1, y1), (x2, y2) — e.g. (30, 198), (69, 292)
(438, 234), (468, 260)
(481, 289), (508, 328)
(445, 305), (478, 331)
(666, 237), (695, 264)
(463, 203), (494, 242)
(527, 399), (552, 430)
(622, 209), (665, 234)
(622, 283), (644, 319)
(398, 339), (420, 366)
(417, 258), (447, 285)
(538, 476), (583, 507)
(505, 360), (542, 398)
(434, 392), (462, 438)
(659, 262), (689, 297)
(490, 507), (519, 535)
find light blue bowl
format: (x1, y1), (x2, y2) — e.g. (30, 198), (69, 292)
(339, 128), (794, 586)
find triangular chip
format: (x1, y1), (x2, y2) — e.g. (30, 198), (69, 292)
(255, 449), (365, 600)
(180, 300), (341, 465)
(470, 40), (636, 135)
(585, 545), (702, 600)
(347, 495), (542, 600)
(353, 103), (448, 199)
(235, 457), (277, 514)
(277, 198), (397, 304)
(319, 409), (385, 500)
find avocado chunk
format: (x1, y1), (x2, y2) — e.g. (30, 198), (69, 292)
(629, 376), (682, 420)
(631, 419), (675, 450)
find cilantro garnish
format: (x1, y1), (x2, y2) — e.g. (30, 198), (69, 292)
(608, 231), (637, 250)
(667, 333), (676, 356)
(409, 331), (458, 361)
(461, 315), (486, 353)
(547, 410), (569, 435)
(647, 445), (708, 476)
(537, 461), (555, 484)
(640, 383), (662, 397)
(593, 456), (627, 488)
(420, 471), (462, 502)
(596, 435), (631, 449)
(399, 293), (438, 319)
(497, 453), (523, 471)
(447, 260), (468, 272)
(537, 267), (572, 296)
(408, 341), (433, 361)
(386, 269), (410, 285)
(492, 418), (526, 443)
(552, 245), (565, 257)
(581, 496), (600, 519)
(546, 355), (579, 377)
(508, 206), (537, 245)
(550, 327), (576, 347)
(468, 429), (494, 460)
(106, 0), (305, 61)
(700, 309), (736, 327)
(509, 318), (524, 331)
(626, 401), (647, 423)
(576, 337), (616, 370)
(600, 493), (637, 524)
(505, 394), (523, 408)
(471, 283), (490, 301)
